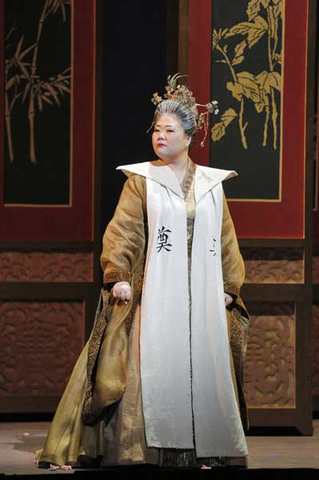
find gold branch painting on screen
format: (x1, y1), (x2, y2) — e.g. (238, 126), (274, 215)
(211, 0), (283, 150)
(5, 0), (71, 164)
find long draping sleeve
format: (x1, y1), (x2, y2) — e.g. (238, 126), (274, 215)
(221, 193), (245, 298)
(100, 174), (146, 286)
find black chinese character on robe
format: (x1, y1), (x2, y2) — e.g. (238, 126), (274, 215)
(209, 236), (217, 256)
(157, 226), (172, 253)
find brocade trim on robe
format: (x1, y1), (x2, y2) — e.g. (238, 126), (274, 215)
(82, 272), (145, 426)
(82, 289), (110, 425)
(103, 266), (131, 285)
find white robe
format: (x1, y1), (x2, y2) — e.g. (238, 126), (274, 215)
(117, 161), (248, 458)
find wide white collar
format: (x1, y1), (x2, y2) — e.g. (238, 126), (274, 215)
(117, 160), (237, 203)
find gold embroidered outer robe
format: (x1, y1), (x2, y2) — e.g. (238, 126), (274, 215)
(36, 159), (248, 467)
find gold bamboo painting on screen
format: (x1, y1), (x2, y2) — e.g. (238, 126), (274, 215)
(211, 0), (283, 151)
(5, 0), (71, 165)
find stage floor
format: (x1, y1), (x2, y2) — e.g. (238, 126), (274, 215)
(0, 420), (319, 475)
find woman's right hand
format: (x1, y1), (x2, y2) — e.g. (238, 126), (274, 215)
(112, 281), (131, 304)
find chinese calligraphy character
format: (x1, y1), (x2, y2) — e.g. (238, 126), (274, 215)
(157, 226), (172, 253)
(209, 236), (217, 256)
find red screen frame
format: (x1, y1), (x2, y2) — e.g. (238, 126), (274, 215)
(0, 0), (95, 241)
(188, 0), (308, 239)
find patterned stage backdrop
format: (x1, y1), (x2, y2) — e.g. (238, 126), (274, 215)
(4, 0), (71, 206)
(188, 0), (308, 239)
(0, 0), (95, 241)
(0, 0), (96, 414)
(186, 0), (313, 431)
(210, 0), (283, 201)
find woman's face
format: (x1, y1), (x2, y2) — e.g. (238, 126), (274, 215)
(152, 114), (191, 162)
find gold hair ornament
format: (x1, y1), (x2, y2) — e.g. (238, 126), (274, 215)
(151, 74), (219, 147)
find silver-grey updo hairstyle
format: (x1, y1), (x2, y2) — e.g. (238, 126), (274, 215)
(153, 99), (199, 144)
(150, 74), (219, 147)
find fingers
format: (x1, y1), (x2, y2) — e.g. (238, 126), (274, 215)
(118, 288), (130, 303)
(113, 282), (131, 304)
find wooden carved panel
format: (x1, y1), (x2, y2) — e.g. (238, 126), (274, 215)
(244, 302), (295, 408)
(0, 251), (93, 282)
(313, 305), (319, 397)
(242, 248), (304, 284)
(0, 301), (84, 396)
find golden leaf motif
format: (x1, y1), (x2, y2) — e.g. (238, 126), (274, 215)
(268, 6), (277, 39)
(246, 0), (261, 21)
(56, 83), (71, 94)
(211, 122), (226, 142)
(226, 15), (268, 49)
(273, 2), (283, 18)
(254, 88), (269, 113)
(227, 72), (262, 104)
(212, 29), (219, 49)
(22, 83), (30, 103)
(237, 71), (261, 103)
(211, 0), (283, 150)
(6, 77), (15, 91)
(19, 43), (37, 61)
(37, 94), (43, 112)
(232, 56), (245, 67)
(232, 40), (247, 66)
(16, 60), (29, 79)
(42, 94), (53, 106)
(255, 71), (281, 94)
(211, 108), (238, 142)
(4, 0), (71, 164)
(44, 82), (60, 106)
(221, 107), (238, 126)
(212, 28), (229, 49)
(227, 81), (244, 101)
(15, 36), (24, 58)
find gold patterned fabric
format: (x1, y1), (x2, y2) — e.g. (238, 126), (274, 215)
(36, 158), (248, 468)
